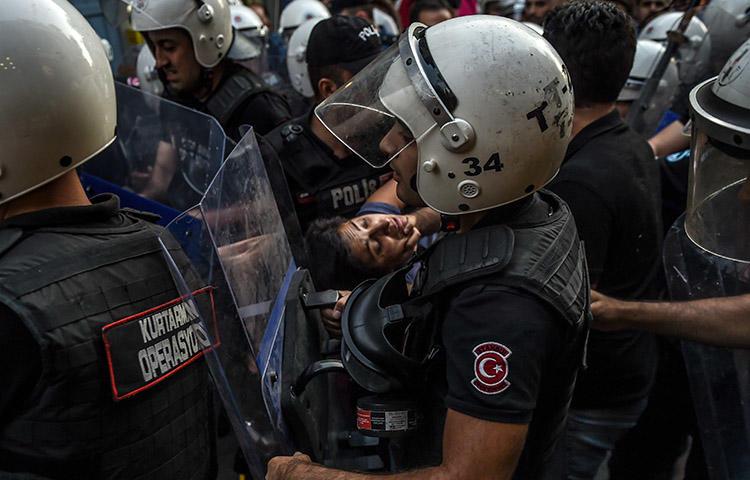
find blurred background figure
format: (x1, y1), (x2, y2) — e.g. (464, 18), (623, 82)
(331, 0), (378, 21)
(639, 11), (712, 85)
(409, 0), (455, 25)
(616, 38), (680, 136)
(286, 18), (328, 100)
(635, 0), (668, 25)
(279, 0), (332, 43)
(244, 0), (273, 27)
(701, 0), (750, 75)
(479, 0), (517, 16)
(523, 0), (562, 24)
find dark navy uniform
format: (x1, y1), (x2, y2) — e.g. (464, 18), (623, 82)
(265, 111), (393, 232)
(0, 195), (214, 480)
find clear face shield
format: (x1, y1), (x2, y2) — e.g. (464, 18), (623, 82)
(315, 26), (454, 168)
(685, 126), (750, 262)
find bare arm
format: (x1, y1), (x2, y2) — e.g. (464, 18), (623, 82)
(135, 140), (178, 202)
(648, 120), (690, 158)
(266, 409), (528, 480)
(591, 290), (750, 348)
(367, 179), (406, 210)
(369, 179), (441, 236)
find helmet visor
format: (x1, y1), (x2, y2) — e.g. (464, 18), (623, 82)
(685, 128), (750, 262)
(314, 43), (437, 168)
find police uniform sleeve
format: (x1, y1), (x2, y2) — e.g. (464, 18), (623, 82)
(0, 303), (41, 427)
(443, 284), (565, 424)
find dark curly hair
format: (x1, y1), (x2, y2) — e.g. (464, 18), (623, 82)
(544, 0), (636, 107)
(304, 216), (384, 290)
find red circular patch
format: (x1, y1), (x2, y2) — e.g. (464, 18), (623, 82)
(474, 350), (508, 387)
(471, 342), (511, 395)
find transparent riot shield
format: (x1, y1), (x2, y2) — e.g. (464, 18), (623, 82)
(81, 82), (227, 224)
(664, 216), (750, 480)
(165, 131), (301, 472)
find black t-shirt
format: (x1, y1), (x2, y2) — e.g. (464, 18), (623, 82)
(548, 110), (660, 409)
(408, 199), (583, 478)
(443, 285), (564, 424)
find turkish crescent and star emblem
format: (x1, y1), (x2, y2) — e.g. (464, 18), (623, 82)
(471, 342), (511, 395)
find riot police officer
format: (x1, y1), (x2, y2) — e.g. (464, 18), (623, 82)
(0, 1), (214, 478)
(268, 15), (590, 479)
(265, 15), (392, 232)
(128, 0), (292, 139)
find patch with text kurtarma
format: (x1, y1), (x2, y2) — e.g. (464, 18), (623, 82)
(102, 287), (217, 400)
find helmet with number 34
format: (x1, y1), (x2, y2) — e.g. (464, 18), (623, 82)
(315, 15), (574, 214)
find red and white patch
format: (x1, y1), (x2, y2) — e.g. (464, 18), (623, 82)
(471, 342), (511, 395)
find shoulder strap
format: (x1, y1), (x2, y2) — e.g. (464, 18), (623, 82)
(0, 228), (24, 258)
(420, 225), (514, 296)
(205, 68), (268, 125)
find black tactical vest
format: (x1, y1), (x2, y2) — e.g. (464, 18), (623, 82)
(0, 207), (213, 479)
(265, 117), (392, 230)
(406, 191), (590, 475)
(204, 67), (268, 128)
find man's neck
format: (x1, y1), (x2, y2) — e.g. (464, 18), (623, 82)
(0, 170), (91, 222)
(456, 195), (536, 233)
(196, 62), (227, 102)
(571, 103), (615, 139)
(309, 112), (354, 160)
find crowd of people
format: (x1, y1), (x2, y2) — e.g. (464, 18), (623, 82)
(0, 0), (749, 479)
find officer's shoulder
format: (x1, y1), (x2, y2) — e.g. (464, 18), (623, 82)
(265, 117), (307, 150)
(0, 228), (24, 259)
(121, 208), (162, 224)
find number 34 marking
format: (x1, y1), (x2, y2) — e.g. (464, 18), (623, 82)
(462, 153), (504, 177)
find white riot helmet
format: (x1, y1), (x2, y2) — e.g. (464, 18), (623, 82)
(685, 38), (750, 261)
(316, 16), (574, 214)
(230, 3), (268, 59)
(287, 18), (327, 97)
(279, 0), (331, 36)
(618, 39), (679, 134)
(702, 0), (750, 75)
(373, 7), (400, 44)
(0, 0), (117, 206)
(127, 0), (256, 67)
(100, 38), (115, 62)
(639, 11), (712, 85)
(136, 44), (164, 96)
(522, 21), (544, 34)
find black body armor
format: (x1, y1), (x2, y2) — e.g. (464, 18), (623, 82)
(0, 204), (213, 480)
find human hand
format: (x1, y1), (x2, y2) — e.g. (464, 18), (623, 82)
(266, 452), (313, 480)
(320, 291), (351, 338)
(590, 290), (629, 331)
